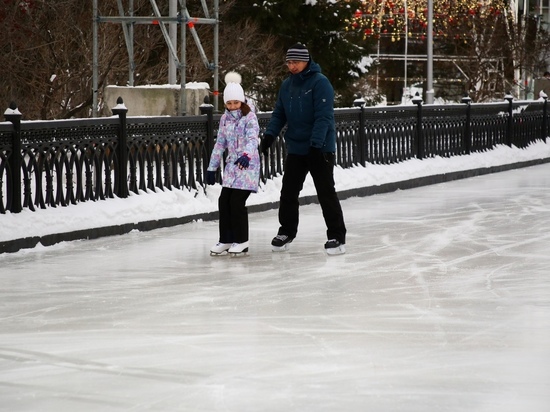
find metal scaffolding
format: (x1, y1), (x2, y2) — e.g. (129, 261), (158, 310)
(92, 0), (219, 116)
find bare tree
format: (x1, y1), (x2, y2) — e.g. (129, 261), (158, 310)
(0, 0), (283, 119)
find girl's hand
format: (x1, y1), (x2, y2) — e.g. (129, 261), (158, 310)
(234, 153), (250, 170)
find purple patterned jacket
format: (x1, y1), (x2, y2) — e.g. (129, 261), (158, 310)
(207, 109), (260, 192)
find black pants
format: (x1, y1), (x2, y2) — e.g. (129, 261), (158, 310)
(218, 187), (251, 244)
(278, 153), (347, 244)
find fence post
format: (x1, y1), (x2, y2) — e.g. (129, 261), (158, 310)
(462, 94), (472, 154)
(412, 92), (424, 159)
(112, 97), (129, 198)
(353, 93), (366, 166)
(200, 95), (214, 155)
(200, 95), (214, 185)
(505, 92), (514, 147)
(4, 102), (22, 213)
(541, 92), (548, 141)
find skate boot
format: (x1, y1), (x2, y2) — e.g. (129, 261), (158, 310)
(210, 242), (232, 256)
(271, 234), (294, 252)
(228, 241), (249, 256)
(324, 239), (346, 256)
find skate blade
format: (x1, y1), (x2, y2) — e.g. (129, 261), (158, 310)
(325, 245), (346, 256)
(272, 244), (290, 252)
(210, 251), (229, 256)
(229, 249), (248, 257)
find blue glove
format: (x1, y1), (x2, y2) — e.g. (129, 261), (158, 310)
(206, 170), (216, 185)
(234, 153), (250, 169)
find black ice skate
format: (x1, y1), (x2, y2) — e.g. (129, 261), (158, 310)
(324, 239), (346, 256)
(271, 235), (294, 252)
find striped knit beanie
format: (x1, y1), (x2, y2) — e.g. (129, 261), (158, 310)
(286, 43), (310, 62)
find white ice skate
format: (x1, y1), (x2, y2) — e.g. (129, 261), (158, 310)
(210, 242), (232, 256)
(228, 241), (249, 256)
(324, 239), (346, 256)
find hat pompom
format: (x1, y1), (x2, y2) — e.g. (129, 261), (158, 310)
(224, 71), (242, 84)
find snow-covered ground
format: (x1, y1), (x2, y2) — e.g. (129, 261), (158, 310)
(1, 140), (550, 244)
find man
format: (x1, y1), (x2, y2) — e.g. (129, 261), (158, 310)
(260, 43), (347, 255)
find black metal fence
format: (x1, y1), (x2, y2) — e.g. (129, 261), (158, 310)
(1, 96), (549, 214)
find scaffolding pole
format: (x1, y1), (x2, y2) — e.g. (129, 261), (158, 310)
(93, 0), (99, 117)
(92, 0), (219, 116)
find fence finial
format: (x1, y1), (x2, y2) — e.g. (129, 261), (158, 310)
(112, 97), (128, 115)
(4, 101), (22, 117)
(353, 92), (365, 108)
(411, 92), (422, 105)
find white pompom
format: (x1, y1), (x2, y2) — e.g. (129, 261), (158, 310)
(224, 71), (242, 84)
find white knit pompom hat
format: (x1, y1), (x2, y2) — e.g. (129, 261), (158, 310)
(223, 71), (245, 103)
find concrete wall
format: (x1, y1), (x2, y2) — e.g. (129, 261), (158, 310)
(103, 84), (210, 116)
(534, 79), (550, 98)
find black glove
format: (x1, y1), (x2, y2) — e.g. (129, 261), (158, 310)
(308, 146), (323, 161)
(234, 153), (250, 169)
(260, 134), (275, 156)
(206, 170), (216, 185)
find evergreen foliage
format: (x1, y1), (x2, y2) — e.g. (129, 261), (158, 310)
(224, 0), (372, 106)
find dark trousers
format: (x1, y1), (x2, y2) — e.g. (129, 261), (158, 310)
(278, 153), (347, 244)
(218, 187), (251, 244)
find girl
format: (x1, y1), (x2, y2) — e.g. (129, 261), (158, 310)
(206, 72), (260, 255)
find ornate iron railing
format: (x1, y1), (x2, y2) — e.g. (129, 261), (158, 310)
(1, 96), (549, 214)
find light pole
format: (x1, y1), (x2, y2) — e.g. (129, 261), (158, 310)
(403, 0), (408, 104)
(426, 0), (434, 104)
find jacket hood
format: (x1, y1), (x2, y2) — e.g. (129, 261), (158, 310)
(290, 60), (322, 80)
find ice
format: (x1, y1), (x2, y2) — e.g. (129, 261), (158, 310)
(1, 163), (550, 411)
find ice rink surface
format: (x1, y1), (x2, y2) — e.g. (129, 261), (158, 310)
(1, 163), (550, 411)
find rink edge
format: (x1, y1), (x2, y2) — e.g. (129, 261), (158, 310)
(2, 157), (549, 254)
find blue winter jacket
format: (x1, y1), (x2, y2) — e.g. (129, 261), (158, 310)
(265, 60), (336, 155)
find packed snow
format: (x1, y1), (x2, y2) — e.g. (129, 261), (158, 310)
(1, 140), (550, 244)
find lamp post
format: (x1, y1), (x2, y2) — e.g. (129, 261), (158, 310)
(403, 0), (408, 104)
(426, 0), (434, 104)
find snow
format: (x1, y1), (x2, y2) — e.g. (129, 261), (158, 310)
(1, 140), (550, 244)
(106, 82), (210, 90)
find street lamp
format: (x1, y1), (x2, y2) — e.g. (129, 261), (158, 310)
(426, 0), (434, 104)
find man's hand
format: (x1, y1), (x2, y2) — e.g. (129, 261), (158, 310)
(260, 134), (275, 156)
(308, 146), (323, 161)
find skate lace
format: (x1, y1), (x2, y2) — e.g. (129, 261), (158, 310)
(275, 235), (288, 241)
